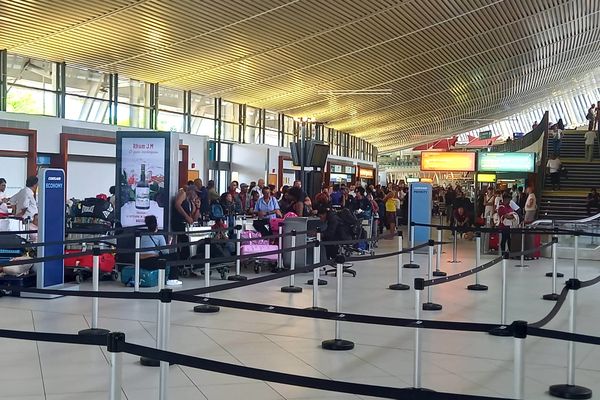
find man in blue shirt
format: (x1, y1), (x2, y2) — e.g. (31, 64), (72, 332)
(140, 215), (182, 286)
(252, 186), (282, 236)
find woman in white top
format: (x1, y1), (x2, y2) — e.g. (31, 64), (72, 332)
(483, 187), (495, 219)
(524, 186), (537, 223)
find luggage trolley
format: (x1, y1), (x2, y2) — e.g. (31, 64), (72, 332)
(184, 224), (231, 280)
(0, 217), (37, 295)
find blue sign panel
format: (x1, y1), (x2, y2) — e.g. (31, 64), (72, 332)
(409, 182), (432, 251)
(37, 169), (65, 288)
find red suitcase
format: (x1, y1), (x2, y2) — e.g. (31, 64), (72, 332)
(524, 233), (542, 259)
(488, 233), (499, 251)
(64, 249), (116, 282)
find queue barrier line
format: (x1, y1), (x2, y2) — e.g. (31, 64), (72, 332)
(423, 256), (503, 287)
(409, 222), (584, 237)
(119, 339), (510, 400)
(530, 285), (570, 328)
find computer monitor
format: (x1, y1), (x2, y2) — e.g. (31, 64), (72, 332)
(306, 141), (329, 168)
(290, 142), (301, 166)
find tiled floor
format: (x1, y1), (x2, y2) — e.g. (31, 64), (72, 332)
(1, 229), (599, 399)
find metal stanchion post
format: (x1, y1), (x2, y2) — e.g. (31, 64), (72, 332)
(549, 279), (592, 399)
(389, 231), (409, 290)
(413, 278), (424, 389)
(573, 233), (579, 279)
(134, 234), (141, 292)
(515, 225), (528, 268)
(141, 261), (167, 367)
(513, 321), (528, 400)
(275, 224), (285, 273)
(194, 239), (220, 313)
(490, 252), (512, 336)
(307, 229), (327, 286)
(546, 229), (564, 278)
(543, 236), (560, 301)
(228, 225), (247, 281)
(159, 288), (172, 400)
(448, 227), (461, 263)
(432, 228), (446, 276)
(107, 332), (125, 400)
(322, 255), (354, 351)
(403, 224), (419, 268)
(306, 238), (327, 311)
(79, 246), (110, 336)
(422, 240), (442, 311)
(468, 231), (488, 291)
(282, 230), (302, 293)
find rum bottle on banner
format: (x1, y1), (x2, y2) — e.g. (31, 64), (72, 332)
(135, 164), (150, 210)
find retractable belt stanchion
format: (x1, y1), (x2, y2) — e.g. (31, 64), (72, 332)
(282, 230), (302, 293)
(307, 228), (327, 286)
(228, 225), (247, 281)
(274, 224), (285, 273)
(306, 236), (327, 311)
(546, 228), (564, 278)
(422, 240), (442, 311)
(141, 260), (167, 367)
(513, 321), (527, 400)
(322, 255), (354, 351)
(515, 224), (528, 268)
(158, 288), (173, 400)
(549, 233), (592, 399)
(389, 230), (409, 290)
(448, 226), (460, 263)
(79, 246), (110, 336)
(134, 234), (141, 292)
(412, 278), (432, 392)
(543, 236), (560, 301)
(403, 224), (419, 269)
(467, 231), (488, 291)
(194, 239), (220, 313)
(549, 280), (592, 399)
(432, 228), (446, 277)
(107, 332), (125, 400)
(490, 252), (512, 337)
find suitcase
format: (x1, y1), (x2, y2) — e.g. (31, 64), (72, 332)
(488, 232), (499, 251)
(64, 250), (115, 273)
(240, 244), (279, 273)
(0, 273), (37, 296)
(120, 266), (170, 287)
(240, 230), (269, 245)
(0, 234), (27, 263)
(524, 233), (542, 259)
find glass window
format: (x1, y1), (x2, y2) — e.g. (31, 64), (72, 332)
(222, 122), (238, 142)
(191, 116), (215, 137)
(158, 86), (183, 113)
(265, 130), (278, 146)
(191, 93), (215, 118)
(157, 111), (184, 132)
(221, 100), (240, 123)
(117, 104), (148, 128)
(247, 106), (261, 128)
(65, 66), (109, 99)
(6, 54), (57, 116)
(283, 115), (295, 134)
(118, 77), (150, 107)
(265, 110), (278, 131)
(65, 96), (110, 124)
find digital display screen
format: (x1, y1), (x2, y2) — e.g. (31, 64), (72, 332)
(420, 151), (476, 172)
(478, 152), (535, 173)
(477, 173), (497, 183)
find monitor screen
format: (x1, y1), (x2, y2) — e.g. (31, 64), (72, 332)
(478, 152), (535, 173)
(290, 142), (301, 166)
(306, 141), (329, 168)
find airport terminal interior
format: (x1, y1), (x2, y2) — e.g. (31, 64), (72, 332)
(1, 1), (600, 399)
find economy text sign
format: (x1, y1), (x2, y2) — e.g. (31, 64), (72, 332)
(420, 151), (476, 172)
(478, 152), (535, 173)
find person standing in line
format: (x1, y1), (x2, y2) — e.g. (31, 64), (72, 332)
(584, 130), (596, 162)
(497, 194), (517, 252)
(172, 187), (200, 263)
(586, 104), (596, 131)
(547, 154), (562, 191)
(383, 190), (397, 237)
(483, 186), (495, 220)
(0, 178), (9, 215)
(250, 178), (265, 196)
(523, 186), (537, 224)
(10, 176), (39, 222)
(252, 186), (281, 236)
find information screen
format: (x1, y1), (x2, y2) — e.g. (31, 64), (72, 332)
(420, 151), (476, 172)
(477, 173), (497, 183)
(478, 152), (535, 173)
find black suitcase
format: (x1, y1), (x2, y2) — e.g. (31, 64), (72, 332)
(0, 273), (37, 296)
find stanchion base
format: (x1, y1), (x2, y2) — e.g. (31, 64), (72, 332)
(193, 304), (220, 313)
(321, 339), (355, 351)
(388, 283), (410, 290)
(514, 264), (529, 268)
(542, 293), (560, 301)
(488, 325), (512, 337)
(447, 260), (461, 264)
(140, 356), (176, 367)
(305, 306), (328, 312)
(281, 286), (303, 293)
(228, 275), (248, 281)
(422, 302), (442, 311)
(403, 263), (419, 269)
(306, 279), (328, 286)
(467, 284), (488, 291)
(78, 328), (110, 337)
(549, 384), (592, 399)
(546, 272), (565, 278)
(432, 270), (447, 277)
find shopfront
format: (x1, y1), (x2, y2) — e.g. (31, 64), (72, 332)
(358, 166), (375, 186)
(328, 163), (356, 185)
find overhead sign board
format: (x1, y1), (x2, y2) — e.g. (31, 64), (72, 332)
(479, 130), (492, 140)
(420, 151), (476, 172)
(477, 173), (497, 183)
(478, 152), (535, 173)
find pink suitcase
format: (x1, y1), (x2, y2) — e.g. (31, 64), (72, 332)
(240, 230), (269, 245)
(240, 243), (279, 273)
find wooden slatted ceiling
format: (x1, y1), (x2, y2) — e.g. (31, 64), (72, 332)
(2, 0), (599, 152)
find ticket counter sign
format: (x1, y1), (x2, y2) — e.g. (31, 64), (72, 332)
(420, 151), (476, 172)
(478, 152), (535, 173)
(477, 173), (496, 183)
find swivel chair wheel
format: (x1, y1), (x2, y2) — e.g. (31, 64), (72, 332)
(111, 270), (120, 282)
(181, 269), (191, 278)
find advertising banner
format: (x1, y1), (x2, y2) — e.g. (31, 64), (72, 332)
(478, 152), (535, 173)
(421, 151), (476, 172)
(408, 182), (432, 252)
(116, 132), (173, 229)
(37, 168), (65, 288)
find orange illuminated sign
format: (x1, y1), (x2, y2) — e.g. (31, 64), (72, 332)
(420, 151), (476, 172)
